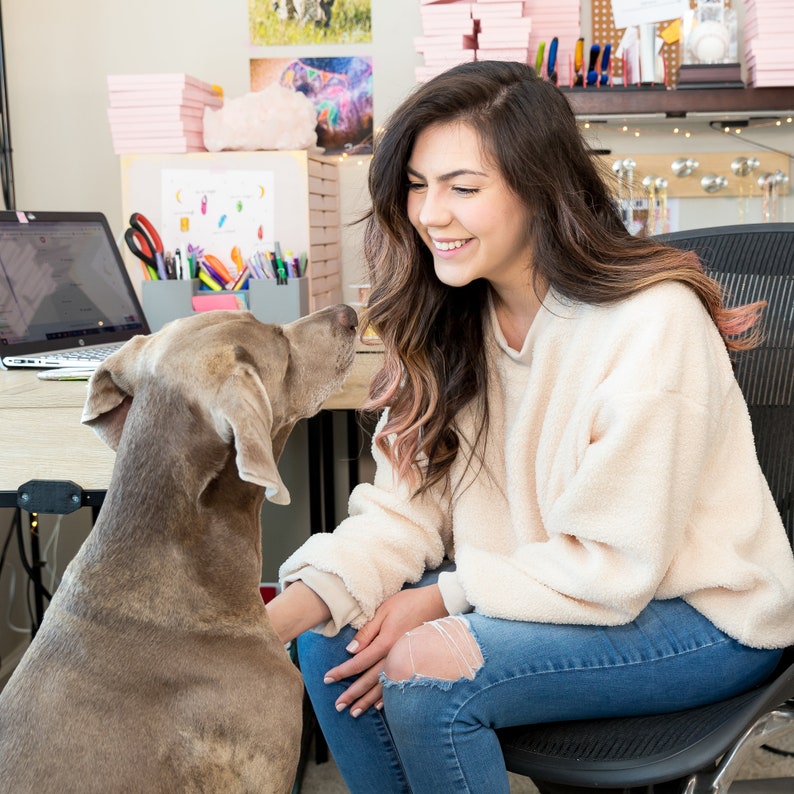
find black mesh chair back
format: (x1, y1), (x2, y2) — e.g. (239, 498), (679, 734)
(664, 225), (794, 547)
(498, 224), (794, 793)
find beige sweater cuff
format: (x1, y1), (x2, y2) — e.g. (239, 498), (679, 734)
(282, 567), (363, 638)
(437, 570), (474, 615)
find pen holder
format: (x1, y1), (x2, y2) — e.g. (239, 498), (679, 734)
(248, 278), (309, 326)
(142, 278), (310, 333)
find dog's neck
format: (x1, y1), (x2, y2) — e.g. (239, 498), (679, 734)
(71, 383), (266, 622)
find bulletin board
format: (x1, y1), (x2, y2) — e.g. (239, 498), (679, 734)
(591, 0), (688, 86)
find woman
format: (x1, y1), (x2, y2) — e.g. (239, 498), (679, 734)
(266, 61), (794, 793)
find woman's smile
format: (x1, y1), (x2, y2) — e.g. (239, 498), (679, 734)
(431, 237), (473, 254)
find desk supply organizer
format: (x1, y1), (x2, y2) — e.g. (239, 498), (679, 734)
(121, 150), (342, 314)
(142, 277), (309, 332)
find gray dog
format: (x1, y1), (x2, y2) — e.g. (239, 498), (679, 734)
(0, 305), (357, 793)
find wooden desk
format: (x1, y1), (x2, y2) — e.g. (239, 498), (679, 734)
(0, 349), (382, 494)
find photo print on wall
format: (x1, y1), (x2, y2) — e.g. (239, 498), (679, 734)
(248, 0), (372, 45)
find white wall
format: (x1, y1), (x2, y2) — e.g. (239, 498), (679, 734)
(0, 0), (420, 228)
(1, 0), (790, 284)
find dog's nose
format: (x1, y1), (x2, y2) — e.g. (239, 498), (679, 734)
(334, 304), (358, 332)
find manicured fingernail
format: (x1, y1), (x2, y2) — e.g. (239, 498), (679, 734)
(375, 701), (384, 711)
(351, 708), (362, 718)
(336, 702), (347, 713)
(346, 640), (359, 653)
(323, 676), (335, 684)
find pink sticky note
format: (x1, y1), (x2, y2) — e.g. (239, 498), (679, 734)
(191, 294), (241, 312)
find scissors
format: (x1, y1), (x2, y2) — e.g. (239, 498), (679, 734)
(599, 43), (612, 86)
(534, 41), (546, 76)
(574, 37), (585, 86)
(124, 213), (167, 280)
(547, 37), (559, 84)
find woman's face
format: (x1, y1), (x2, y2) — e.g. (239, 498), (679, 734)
(406, 121), (533, 294)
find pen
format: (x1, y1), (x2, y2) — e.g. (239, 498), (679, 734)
(285, 249), (300, 279)
(164, 251), (175, 280)
(200, 258), (228, 288)
(204, 253), (233, 285)
(197, 268), (222, 291)
(273, 242), (288, 285)
(229, 264), (250, 291)
(174, 248), (184, 280)
(264, 250), (278, 279)
(247, 252), (263, 279)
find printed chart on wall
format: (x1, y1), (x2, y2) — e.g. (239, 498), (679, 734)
(250, 56), (373, 155)
(160, 169), (276, 263)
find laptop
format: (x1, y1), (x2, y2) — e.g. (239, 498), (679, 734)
(0, 210), (149, 369)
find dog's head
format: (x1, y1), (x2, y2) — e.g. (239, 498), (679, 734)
(81, 306), (358, 504)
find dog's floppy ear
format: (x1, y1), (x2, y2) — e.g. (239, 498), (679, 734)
(81, 336), (147, 450)
(213, 362), (291, 505)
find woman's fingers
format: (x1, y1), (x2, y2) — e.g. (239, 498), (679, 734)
(324, 636), (390, 682)
(333, 666), (384, 717)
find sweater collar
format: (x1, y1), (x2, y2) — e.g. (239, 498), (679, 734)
(488, 288), (566, 363)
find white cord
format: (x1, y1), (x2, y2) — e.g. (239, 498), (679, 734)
(5, 568), (32, 634)
(41, 514), (63, 592)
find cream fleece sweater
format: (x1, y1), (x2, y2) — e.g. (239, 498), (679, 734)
(280, 281), (794, 649)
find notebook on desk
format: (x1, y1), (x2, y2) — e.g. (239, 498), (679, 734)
(0, 210), (149, 369)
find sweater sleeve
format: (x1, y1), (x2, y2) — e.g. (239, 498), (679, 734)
(279, 414), (453, 629)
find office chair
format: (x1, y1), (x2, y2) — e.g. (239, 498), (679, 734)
(498, 224), (794, 794)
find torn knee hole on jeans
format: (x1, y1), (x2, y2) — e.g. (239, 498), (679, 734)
(382, 615), (484, 689)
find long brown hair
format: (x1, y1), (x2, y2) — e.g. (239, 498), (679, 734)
(361, 60), (763, 494)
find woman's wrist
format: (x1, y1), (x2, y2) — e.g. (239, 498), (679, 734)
(266, 581), (332, 644)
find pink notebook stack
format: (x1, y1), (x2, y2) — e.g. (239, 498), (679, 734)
(521, 0), (580, 87)
(744, 0), (794, 87)
(473, 1), (533, 63)
(415, 1), (478, 83)
(106, 73), (223, 154)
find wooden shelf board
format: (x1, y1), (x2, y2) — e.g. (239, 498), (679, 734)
(563, 87), (794, 118)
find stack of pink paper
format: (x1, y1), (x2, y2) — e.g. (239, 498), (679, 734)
(107, 73), (223, 154)
(415, 1), (478, 83)
(744, 0), (794, 87)
(521, 0), (580, 87)
(473, 1), (533, 63)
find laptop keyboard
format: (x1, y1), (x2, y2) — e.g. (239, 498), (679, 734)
(50, 344), (123, 363)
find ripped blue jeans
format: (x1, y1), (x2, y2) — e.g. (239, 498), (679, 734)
(297, 569), (782, 794)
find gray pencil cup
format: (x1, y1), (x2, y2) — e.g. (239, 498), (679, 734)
(141, 278), (310, 333)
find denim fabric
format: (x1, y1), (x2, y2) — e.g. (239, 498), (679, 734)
(297, 578), (782, 794)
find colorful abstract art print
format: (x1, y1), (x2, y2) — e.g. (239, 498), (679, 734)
(250, 56), (373, 155)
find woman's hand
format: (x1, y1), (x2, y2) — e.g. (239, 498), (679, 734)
(324, 584), (448, 718)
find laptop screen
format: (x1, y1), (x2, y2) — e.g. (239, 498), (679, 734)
(0, 211), (147, 357)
